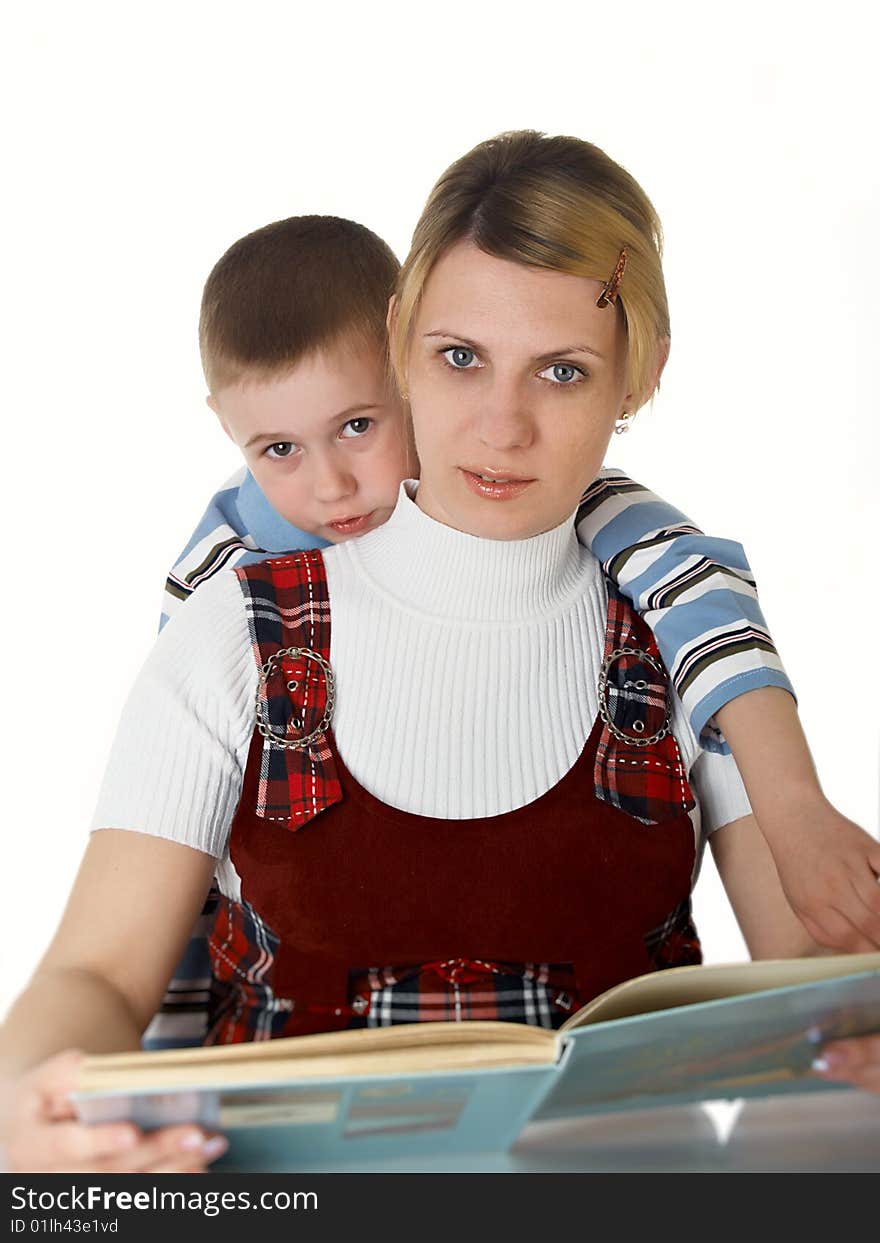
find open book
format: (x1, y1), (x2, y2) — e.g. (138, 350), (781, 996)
(74, 953), (880, 1171)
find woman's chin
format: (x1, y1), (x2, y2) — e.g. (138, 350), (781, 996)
(448, 506), (561, 542)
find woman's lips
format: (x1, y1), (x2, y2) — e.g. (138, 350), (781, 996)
(326, 511), (375, 535)
(459, 468), (536, 501)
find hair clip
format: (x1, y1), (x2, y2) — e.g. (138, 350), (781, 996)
(596, 247), (628, 308)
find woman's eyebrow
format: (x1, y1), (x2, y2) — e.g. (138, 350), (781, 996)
(423, 330), (605, 362)
(534, 344), (605, 363)
(423, 330), (482, 350)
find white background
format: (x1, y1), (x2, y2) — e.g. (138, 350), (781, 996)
(1, 1), (878, 1020)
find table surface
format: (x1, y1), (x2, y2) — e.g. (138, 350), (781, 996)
(275, 1089), (880, 1174)
(506, 1089), (880, 1172)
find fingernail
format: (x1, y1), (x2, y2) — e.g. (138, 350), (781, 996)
(179, 1130), (205, 1151)
(812, 1049), (847, 1073)
(203, 1136), (228, 1159)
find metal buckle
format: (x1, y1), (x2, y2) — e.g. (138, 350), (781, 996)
(255, 645), (336, 751)
(597, 646), (671, 747)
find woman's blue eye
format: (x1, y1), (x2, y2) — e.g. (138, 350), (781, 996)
(265, 441), (297, 459)
(538, 362), (585, 385)
(340, 417), (373, 438)
(442, 346), (479, 369)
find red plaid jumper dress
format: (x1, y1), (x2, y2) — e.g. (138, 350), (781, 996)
(205, 551), (702, 1044)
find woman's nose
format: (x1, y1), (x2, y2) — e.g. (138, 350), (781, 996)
(475, 386), (535, 452)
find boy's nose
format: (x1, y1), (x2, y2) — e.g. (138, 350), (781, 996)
(312, 457), (356, 503)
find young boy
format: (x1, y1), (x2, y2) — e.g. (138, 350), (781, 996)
(145, 214), (880, 1049)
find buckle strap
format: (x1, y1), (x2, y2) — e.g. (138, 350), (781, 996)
(237, 552), (342, 828)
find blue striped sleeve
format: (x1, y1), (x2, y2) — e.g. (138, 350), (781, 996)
(160, 468), (326, 630)
(576, 469), (796, 752)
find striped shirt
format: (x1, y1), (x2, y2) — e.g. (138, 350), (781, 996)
(143, 466), (789, 1050)
(162, 466), (794, 752)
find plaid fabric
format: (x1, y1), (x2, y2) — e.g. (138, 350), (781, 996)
(141, 886), (220, 1050)
(236, 553), (341, 829)
(594, 587), (696, 824)
(199, 561), (703, 1045)
(343, 961), (579, 1030)
(204, 901), (702, 1041)
(342, 903), (701, 1031)
(205, 893), (294, 1045)
(645, 898), (702, 970)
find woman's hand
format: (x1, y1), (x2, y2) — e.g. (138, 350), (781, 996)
(3, 1050), (228, 1174)
(812, 1036), (880, 1094)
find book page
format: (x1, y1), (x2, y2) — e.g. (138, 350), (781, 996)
(78, 1021), (557, 1094)
(561, 952), (880, 1031)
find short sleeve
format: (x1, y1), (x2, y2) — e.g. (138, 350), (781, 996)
(687, 747), (752, 836)
(92, 571), (257, 858)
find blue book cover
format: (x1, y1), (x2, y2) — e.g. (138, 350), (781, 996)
(73, 953), (880, 1172)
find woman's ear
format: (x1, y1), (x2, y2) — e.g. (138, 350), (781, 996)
(653, 335), (671, 393)
(386, 294), (409, 399)
(619, 337), (670, 421)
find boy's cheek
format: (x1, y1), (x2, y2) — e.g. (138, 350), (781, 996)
(251, 469), (314, 531)
(379, 427), (418, 488)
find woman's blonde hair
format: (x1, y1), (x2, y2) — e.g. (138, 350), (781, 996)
(391, 130), (669, 411)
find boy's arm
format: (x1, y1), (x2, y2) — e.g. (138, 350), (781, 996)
(161, 468), (259, 630)
(578, 469), (880, 952)
(160, 468), (323, 630)
(576, 468), (794, 753)
(714, 688), (880, 951)
(711, 809), (880, 1096)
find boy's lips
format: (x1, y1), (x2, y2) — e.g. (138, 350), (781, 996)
(325, 511), (376, 535)
(459, 467), (536, 501)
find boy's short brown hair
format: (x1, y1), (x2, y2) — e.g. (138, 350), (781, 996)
(200, 216), (400, 393)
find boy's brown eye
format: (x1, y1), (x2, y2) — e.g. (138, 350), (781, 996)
(340, 417), (372, 438)
(266, 442), (295, 458)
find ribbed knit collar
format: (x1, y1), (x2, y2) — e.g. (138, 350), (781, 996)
(348, 481), (589, 623)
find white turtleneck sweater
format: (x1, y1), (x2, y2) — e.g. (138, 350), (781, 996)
(92, 483), (750, 881)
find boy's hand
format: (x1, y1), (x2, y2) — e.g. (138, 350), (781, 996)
(713, 689), (880, 953)
(767, 798), (880, 953)
(3, 1049), (228, 1173)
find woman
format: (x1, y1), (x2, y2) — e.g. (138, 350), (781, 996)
(2, 130), (877, 1173)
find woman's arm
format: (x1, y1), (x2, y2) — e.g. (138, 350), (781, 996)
(708, 812), (823, 960)
(0, 830), (222, 1172)
(5, 568), (254, 1070)
(0, 831), (217, 1074)
(1, 570), (256, 1170)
